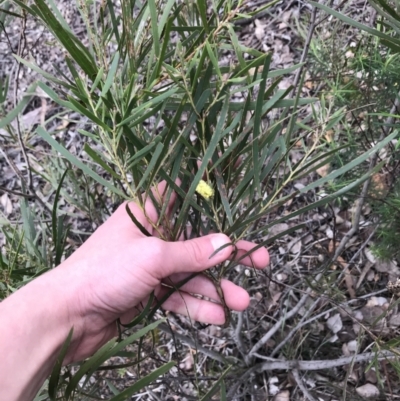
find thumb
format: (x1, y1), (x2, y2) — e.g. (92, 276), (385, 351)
(156, 234), (233, 278)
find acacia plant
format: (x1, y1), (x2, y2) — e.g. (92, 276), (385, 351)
(1, 0), (398, 398)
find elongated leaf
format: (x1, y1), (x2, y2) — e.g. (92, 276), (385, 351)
(137, 142), (164, 189)
(197, 0), (209, 33)
(52, 168), (69, 267)
(164, 97), (317, 111)
(32, 0), (97, 78)
(65, 320), (164, 399)
(148, 0), (160, 56)
(101, 51), (120, 97)
(108, 362), (175, 401)
(36, 127), (125, 197)
(252, 54), (272, 196)
(11, 0), (37, 16)
(299, 129), (399, 193)
(205, 40), (222, 79)
(83, 143), (120, 179)
(311, 1), (400, 47)
(118, 88), (179, 127)
(13, 55), (73, 89)
(200, 366), (232, 401)
(0, 82), (37, 128)
(48, 328), (73, 400)
(125, 203), (152, 237)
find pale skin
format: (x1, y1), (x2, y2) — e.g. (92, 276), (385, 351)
(0, 182), (269, 401)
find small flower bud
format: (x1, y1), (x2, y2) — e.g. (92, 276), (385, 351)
(195, 180), (214, 200)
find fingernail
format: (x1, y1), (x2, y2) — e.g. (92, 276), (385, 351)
(211, 234), (230, 257)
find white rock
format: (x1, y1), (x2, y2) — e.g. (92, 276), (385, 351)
(356, 383), (380, 398)
(327, 313), (343, 334)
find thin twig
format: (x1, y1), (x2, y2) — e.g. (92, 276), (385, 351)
(13, 9), (34, 190)
(233, 8), (271, 26)
(291, 289), (387, 334)
(0, 147), (51, 212)
(292, 369), (318, 401)
(247, 279), (317, 361)
(227, 348), (397, 399)
(157, 323), (230, 365)
(289, 5), (318, 98)
(0, 186), (36, 198)
(253, 350), (399, 371)
(270, 297), (320, 357)
(233, 311), (247, 359)
(229, 346), (398, 400)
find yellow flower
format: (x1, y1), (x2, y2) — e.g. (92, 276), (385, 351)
(195, 180), (214, 200)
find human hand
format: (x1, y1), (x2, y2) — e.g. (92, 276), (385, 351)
(53, 181), (269, 364)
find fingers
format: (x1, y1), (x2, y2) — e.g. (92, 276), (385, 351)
(233, 240), (270, 269)
(158, 234), (233, 278)
(163, 292), (226, 325)
(119, 276), (250, 326)
(159, 279), (250, 325)
(176, 233), (270, 269)
(162, 274), (250, 310)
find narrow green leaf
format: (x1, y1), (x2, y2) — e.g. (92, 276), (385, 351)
(106, 0), (120, 43)
(83, 143), (120, 179)
(126, 136), (162, 169)
(119, 292), (154, 328)
(137, 142), (164, 189)
(242, 0), (280, 16)
(65, 320), (164, 399)
(48, 328), (73, 400)
(299, 129), (399, 193)
(200, 366), (232, 401)
(148, 0), (160, 56)
(236, 97), (317, 110)
(91, 66), (104, 93)
(32, 0), (97, 78)
(36, 126), (125, 197)
(125, 203), (152, 237)
(117, 88), (178, 127)
(310, 1), (400, 47)
(205, 40), (222, 79)
(196, 0), (209, 33)
(252, 54), (272, 196)
(108, 362), (175, 401)
(0, 7), (22, 18)
(13, 55), (73, 89)
(11, 0), (37, 16)
(52, 168), (69, 267)
(101, 51), (119, 97)
(0, 82), (36, 129)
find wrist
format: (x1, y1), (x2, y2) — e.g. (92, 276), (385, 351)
(0, 268), (78, 400)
